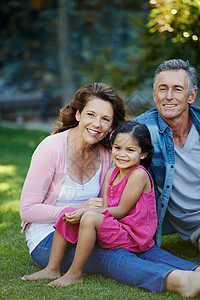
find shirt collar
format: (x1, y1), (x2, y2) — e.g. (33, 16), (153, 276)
(157, 113), (170, 133)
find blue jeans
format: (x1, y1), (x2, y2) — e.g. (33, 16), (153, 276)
(31, 232), (199, 293)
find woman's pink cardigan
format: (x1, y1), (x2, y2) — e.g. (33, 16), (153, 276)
(20, 130), (113, 232)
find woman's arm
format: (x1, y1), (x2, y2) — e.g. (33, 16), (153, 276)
(20, 138), (66, 223)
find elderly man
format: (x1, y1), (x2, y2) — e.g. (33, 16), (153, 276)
(134, 59), (200, 249)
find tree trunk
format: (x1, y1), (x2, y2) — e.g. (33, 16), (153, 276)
(57, 0), (75, 106)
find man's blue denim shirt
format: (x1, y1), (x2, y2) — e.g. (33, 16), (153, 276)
(133, 105), (200, 247)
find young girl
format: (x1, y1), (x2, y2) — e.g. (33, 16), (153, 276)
(21, 120), (157, 283)
(22, 121), (200, 298)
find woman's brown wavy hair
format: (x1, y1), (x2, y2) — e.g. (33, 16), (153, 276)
(52, 82), (126, 149)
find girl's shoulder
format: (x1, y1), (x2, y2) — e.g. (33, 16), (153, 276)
(128, 165), (153, 192)
(128, 165), (147, 177)
(127, 165), (151, 185)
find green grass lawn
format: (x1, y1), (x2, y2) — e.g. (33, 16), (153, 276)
(0, 125), (200, 300)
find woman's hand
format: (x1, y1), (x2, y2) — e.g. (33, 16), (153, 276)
(80, 197), (103, 209)
(62, 208), (86, 225)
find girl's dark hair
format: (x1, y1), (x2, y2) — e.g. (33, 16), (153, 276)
(53, 82), (126, 149)
(110, 121), (154, 169)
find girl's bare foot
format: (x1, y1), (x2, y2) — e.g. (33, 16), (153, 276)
(47, 270), (83, 287)
(21, 267), (61, 281)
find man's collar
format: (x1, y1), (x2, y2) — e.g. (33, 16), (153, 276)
(157, 113), (170, 133)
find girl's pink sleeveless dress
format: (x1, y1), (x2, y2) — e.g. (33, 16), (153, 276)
(54, 165), (157, 253)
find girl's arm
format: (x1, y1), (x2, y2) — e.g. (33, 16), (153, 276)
(65, 167), (151, 223)
(107, 168), (151, 219)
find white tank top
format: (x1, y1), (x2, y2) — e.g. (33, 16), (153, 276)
(26, 165), (101, 253)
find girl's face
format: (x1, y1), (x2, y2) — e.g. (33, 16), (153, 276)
(112, 132), (147, 170)
(75, 97), (114, 145)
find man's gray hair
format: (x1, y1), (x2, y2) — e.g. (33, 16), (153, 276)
(153, 59), (198, 94)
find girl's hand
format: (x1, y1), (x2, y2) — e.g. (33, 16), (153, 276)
(62, 208), (86, 225)
(80, 197), (103, 209)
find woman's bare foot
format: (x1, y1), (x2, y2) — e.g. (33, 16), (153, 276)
(47, 270), (83, 287)
(21, 267), (61, 281)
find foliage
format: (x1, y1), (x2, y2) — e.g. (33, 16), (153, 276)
(88, 0), (200, 116)
(148, 0), (200, 67)
(0, 126), (200, 299)
(129, 0), (200, 85)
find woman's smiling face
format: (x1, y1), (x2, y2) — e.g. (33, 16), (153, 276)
(75, 97), (114, 145)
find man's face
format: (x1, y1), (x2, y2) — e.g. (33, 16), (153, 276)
(153, 69), (195, 122)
